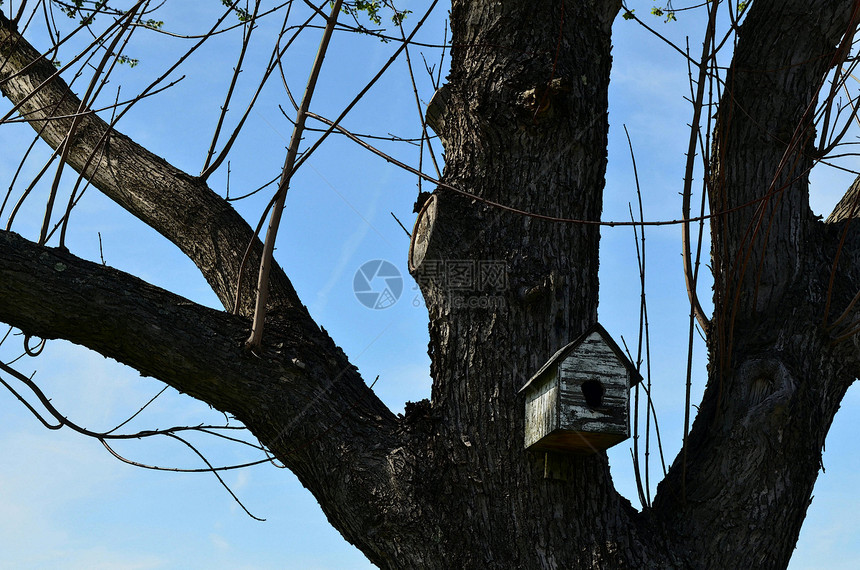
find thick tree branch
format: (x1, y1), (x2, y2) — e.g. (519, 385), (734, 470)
(822, 173), (860, 329)
(826, 173), (860, 223)
(820, 176), (860, 365)
(710, 0), (857, 308)
(652, 1), (860, 566)
(0, 12), (294, 317)
(0, 230), (268, 410)
(0, 229), (397, 436)
(0, 229), (418, 564)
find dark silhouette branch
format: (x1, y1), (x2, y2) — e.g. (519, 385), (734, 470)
(652, 2), (860, 564)
(0, 228), (410, 551)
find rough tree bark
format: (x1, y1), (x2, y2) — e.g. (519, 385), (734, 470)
(653, 2), (860, 567)
(1, 1), (859, 568)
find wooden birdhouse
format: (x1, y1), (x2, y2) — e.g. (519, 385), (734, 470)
(520, 323), (642, 454)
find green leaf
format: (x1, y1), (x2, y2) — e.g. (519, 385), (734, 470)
(116, 54), (139, 68)
(649, 3), (677, 23)
(220, 0), (250, 23)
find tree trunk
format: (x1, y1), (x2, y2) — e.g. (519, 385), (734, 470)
(400, 0), (667, 567)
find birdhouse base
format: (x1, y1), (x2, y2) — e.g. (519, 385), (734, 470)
(526, 428), (627, 455)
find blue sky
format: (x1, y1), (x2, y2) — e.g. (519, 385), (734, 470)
(0, 1), (857, 567)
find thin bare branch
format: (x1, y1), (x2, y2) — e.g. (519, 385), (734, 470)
(289, 0), (442, 175)
(200, 0), (262, 176)
(42, 4), (141, 245)
(680, 12), (716, 336)
(245, 0), (343, 350)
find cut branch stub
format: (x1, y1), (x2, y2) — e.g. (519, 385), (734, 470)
(425, 85), (450, 148)
(408, 193), (437, 273)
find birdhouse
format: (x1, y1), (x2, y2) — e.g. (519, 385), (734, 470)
(519, 323), (642, 454)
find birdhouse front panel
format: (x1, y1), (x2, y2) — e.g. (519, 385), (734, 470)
(557, 333), (630, 439)
(520, 324), (640, 454)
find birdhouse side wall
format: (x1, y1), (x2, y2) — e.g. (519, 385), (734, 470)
(523, 374), (559, 449)
(557, 336), (629, 436)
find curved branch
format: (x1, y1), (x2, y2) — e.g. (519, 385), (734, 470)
(0, 12), (295, 317)
(818, 176), (860, 364)
(680, 1), (716, 336)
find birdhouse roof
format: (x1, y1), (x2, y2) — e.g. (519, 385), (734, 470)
(519, 323), (643, 393)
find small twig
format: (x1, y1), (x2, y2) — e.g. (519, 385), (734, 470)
(47, 5), (141, 247)
(289, 0), (443, 175)
(200, 0), (311, 180)
(1, 109), (58, 221)
(97, 231), (106, 264)
(232, 191), (279, 315)
(0, 374), (62, 430)
(226, 171), (279, 202)
(6, 145), (59, 230)
(167, 433), (266, 521)
(397, 19), (442, 179)
(310, 108), (784, 226)
(624, 125), (649, 509)
(23, 335), (46, 356)
(390, 211), (411, 238)
(1, 1), (149, 125)
(100, 436), (265, 521)
(201, 0), (262, 176)
(105, 385), (169, 435)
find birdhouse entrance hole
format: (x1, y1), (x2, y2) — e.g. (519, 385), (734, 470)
(581, 379), (604, 409)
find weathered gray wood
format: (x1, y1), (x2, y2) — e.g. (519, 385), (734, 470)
(524, 373), (559, 449)
(523, 327), (632, 453)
